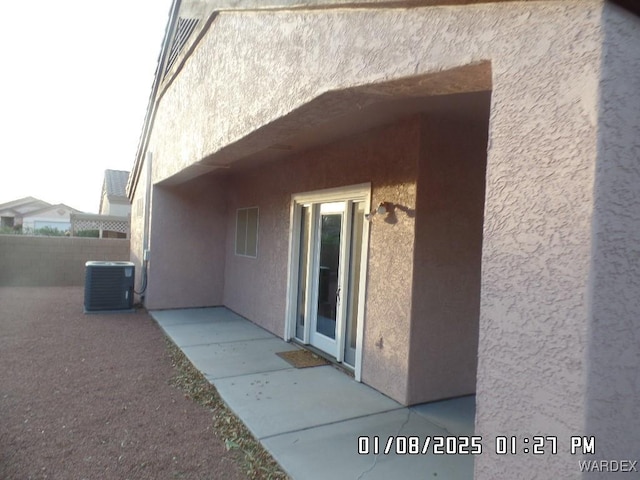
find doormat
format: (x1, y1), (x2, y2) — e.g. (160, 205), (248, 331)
(276, 349), (330, 368)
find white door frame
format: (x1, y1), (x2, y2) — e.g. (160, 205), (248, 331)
(284, 183), (371, 381)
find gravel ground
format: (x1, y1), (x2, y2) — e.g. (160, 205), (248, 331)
(0, 287), (248, 480)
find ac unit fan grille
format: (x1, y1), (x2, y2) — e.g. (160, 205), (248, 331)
(84, 263), (134, 312)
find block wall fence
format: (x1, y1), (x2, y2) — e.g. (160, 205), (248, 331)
(0, 235), (130, 286)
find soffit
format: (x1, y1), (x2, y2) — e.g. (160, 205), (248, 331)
(203, 62), (491, 172)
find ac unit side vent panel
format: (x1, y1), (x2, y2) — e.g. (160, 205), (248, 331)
(84, 262), (134, 312)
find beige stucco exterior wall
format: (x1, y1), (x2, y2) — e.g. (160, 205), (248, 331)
(149, 2), (600, 186)
(473, 8), (600, 480)
(407, 111), (488, 404)
(102, 198), (131, 217)
(144, 174), (227, 309)
(127, 1), (619, 478)
(223, 118), (421, 402)
(129, 160), (148, 296)
(585, 3), (640, 462)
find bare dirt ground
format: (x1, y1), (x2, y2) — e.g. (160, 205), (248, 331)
(0, 287), (246, 480)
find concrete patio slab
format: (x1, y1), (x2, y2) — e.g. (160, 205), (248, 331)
(182, 338), (300, 380)
(411, 395), (476, 436)
(152, 307), (244, 327)
(214, 365), (402, 439)
(151, 307), (476, 479)
(262, 408), (475, 480)
(158, 318), (274, 347)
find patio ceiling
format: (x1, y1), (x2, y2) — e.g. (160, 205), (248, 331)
(160, 61), (491, 185)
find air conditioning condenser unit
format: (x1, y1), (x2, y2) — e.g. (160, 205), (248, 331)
(84, 261), (135, 313)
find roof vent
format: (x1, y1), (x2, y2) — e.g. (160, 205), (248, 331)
(164, 17), (199, 77)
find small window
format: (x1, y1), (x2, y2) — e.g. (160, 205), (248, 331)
(235, 207), (259, 257)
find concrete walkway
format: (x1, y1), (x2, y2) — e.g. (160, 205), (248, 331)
(151, 307), (475, 480)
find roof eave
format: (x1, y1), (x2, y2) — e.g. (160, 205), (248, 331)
(127, 0), (182, 202)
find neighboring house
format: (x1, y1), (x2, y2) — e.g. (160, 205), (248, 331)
(0, 196), (51, 230)
(0, 197), (81, 234)
(99, 169), (131, 217)
(126, 1), (640, 478)
(21, 204), (82, 233)
(71, 170), (131, 239)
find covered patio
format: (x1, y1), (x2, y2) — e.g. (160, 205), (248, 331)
(151, 306), (476, 479)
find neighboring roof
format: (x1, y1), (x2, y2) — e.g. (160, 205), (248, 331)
(100, 170), (130, 214)
(21, 204), (83, 218)
(104, 170), (130, 199)
(0, 197), (51, 216)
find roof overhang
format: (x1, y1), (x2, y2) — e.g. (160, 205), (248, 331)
(160, 62), (492, 184)
(129, 0), (637, 194)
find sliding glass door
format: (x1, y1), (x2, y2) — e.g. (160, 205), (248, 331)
(289, 185), (370, 374)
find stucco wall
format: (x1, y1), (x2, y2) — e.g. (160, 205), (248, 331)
(129, 199), (143, 293)
(474, 9), (601, 480)
(407, 111), (488, 404)
(223, 118), (421, 402)
(145, 173), (227, 309)
(0, 236), (130, 286)
(131, 1), (610, 478)
(585, 3), (640, 462)
(104, 200), (131, 218)
(129, 160), (149, 296)
(148, 2), (599, 187)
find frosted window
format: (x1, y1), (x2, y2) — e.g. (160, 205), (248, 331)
(235, 207), (259, 257)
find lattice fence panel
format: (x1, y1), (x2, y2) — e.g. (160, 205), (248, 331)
(73, 219), (129, 234)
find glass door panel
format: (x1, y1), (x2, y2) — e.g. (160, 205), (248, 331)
(315, 211), (342, 341)
(343, 201), (364, 366)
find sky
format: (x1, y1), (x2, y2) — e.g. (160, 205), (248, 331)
(0, 0), (173, 213)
